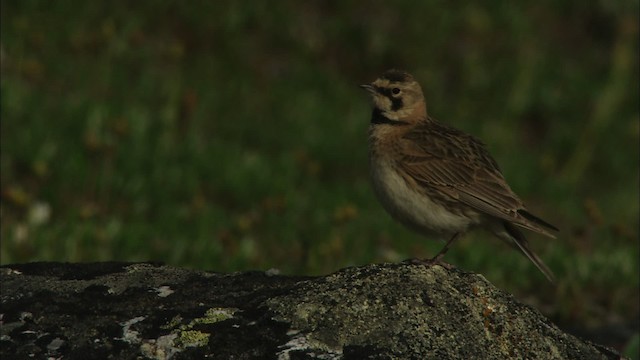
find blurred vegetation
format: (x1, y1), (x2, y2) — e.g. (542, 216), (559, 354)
(1, 1), (638, 356)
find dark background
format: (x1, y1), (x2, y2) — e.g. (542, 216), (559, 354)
(1, 1), (638, 357)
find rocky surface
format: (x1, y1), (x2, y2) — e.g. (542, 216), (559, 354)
(0, 261), (623, 359)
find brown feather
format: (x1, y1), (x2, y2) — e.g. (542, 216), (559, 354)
(398, 119), (557, 238)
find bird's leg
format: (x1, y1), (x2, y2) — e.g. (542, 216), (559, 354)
(405, 233), (461, 268)
(430, 232), (461, 262)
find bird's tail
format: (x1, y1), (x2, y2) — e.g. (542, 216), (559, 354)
(516, 209), (559, 238)
(503, 222), (556, 283)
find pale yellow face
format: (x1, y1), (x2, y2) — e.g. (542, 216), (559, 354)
(363, 73), (425, 121)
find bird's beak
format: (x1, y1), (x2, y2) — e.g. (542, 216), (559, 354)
(359, 84), (375, 94)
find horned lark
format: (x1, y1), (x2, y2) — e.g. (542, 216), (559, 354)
(361, 69), (559, 282)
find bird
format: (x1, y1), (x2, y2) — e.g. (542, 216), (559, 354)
(360, 69), (559, 282)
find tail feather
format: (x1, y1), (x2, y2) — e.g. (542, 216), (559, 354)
(504, 222), (556, 283)
(517, 209), (559, 233)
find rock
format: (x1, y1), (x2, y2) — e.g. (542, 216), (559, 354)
(0, 262), (623, 359)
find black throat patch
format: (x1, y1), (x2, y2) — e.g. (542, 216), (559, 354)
(370, 108), (409, 126)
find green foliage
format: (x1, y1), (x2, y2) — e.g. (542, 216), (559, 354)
(1, 0), (638, 352)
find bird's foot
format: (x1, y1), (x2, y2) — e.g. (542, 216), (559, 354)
(403, 256), (454, 269)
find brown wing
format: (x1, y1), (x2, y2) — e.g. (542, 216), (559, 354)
(399, 120), (557, 237)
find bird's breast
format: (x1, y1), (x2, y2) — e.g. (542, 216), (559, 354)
(369, 154), (476, 239)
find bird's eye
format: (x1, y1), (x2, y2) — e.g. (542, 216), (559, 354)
(391, 88), (401, 95)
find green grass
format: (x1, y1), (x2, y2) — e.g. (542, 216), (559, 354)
(1, 1), (639, 355)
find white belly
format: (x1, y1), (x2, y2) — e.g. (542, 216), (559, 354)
(370, 157), (475, 238)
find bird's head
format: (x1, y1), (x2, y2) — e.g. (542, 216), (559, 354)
(360, 69), (426, 124)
